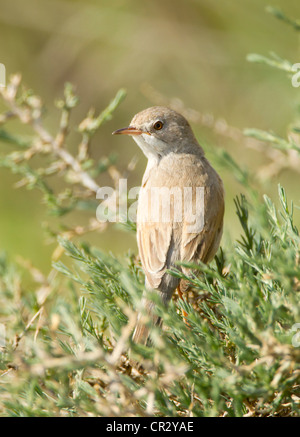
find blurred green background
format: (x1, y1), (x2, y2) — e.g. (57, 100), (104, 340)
(0, 0), (300, 273)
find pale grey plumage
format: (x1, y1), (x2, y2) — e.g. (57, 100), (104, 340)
(113, 106), (224, 345)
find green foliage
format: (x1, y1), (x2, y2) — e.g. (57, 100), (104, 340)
(246, 52), (295, 74)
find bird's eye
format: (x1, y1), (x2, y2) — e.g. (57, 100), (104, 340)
(153, 120), (163, 130)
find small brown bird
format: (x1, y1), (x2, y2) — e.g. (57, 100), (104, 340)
(113, 106), (224, 344)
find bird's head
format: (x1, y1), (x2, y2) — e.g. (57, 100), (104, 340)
(113, 106), (202, 161)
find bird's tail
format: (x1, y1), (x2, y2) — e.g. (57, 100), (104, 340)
(132, 290), (169, 345)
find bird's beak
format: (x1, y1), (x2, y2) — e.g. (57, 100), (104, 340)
(112, 126), (144, 136)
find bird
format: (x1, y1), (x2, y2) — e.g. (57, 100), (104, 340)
(113, 106), (224, 344)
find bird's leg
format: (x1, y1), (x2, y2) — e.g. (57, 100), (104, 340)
(176, 286), (190, 327)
